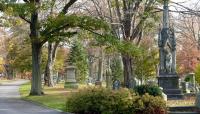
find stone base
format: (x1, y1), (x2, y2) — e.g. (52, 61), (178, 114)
(64, 82), (78, 89)
(158, 74), (184, 99)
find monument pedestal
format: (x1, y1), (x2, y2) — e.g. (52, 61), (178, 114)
(64, 65), (78, 89)
(158, 74), (184, 99)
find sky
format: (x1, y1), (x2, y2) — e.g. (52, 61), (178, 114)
(170, 0), (199, 10)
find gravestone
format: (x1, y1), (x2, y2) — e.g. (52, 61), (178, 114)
(181, 81), (190, 93)
(188, 73), (198, 93)
(87, 77), (94, 85)
(113, 80), (120, 90)
(129, 78), (138, 89)
(157, 0), (183, 99)
(53, 71), (58, 84)
(41, 73), (44, 85)
(64, 65), (78, 89)
(56, 73), (62, 84)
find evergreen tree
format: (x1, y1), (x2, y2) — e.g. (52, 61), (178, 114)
(68, 40), (88, 83)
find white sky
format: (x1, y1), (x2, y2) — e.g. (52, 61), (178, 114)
(170, 0), (199, 10)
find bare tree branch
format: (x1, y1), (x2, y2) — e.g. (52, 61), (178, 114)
(19, 15), (31, 23)
(61, 0), (78, 14)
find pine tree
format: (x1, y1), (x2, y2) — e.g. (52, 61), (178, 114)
(68, 40), (88, 83)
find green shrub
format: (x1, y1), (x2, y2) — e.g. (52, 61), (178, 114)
(134, 85), (162, 97)
(132, 94), (167, 114)
(66, 87), (132, 114)
(66, 87), (167, 114)
(184, 75), (192, 82)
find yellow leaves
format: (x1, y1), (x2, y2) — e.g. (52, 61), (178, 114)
(15, 18), (23, 25)
(5, 6), (14, 15)
(0, 57), (5, 72)
(0, 57), (4, 64)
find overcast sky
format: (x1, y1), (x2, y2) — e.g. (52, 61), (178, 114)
(170, 0), (199, 10)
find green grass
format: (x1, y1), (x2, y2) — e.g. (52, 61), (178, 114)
(20, 82), (74, 111)
(20, 82), (196, 111)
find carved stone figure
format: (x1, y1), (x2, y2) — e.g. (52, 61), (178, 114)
(165, 50), (172, 73)
(158, 27), (176, 74)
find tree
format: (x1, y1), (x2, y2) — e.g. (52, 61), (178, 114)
(134, 48), (158, 83)
(0, 57), (5, 74)
(44, 41), (59, 87)
(110, 56), (123, 81)
(195, 64), (200, 85)
(68, 40), (88, 83)
(88, 0), (161, 88)
(0, 0), (108, 95)
(174, 12), (200, 75)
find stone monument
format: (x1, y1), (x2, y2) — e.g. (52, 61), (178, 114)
(113, 80), (120, 90)
(158, 0), (183, 99)
(64, 61), (78, 89)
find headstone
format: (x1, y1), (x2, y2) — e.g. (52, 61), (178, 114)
(41, 74), (44, 85)
(53, 71), (58, 83)
(86, 77), (93, 85)
(188, 73), (198, 93)
(64, 65), (78, 89)
(181, 81), (190, 93)
(56, 73), (62, 84)
(113, 80), (120, 90)
(129, 79), (136, 89)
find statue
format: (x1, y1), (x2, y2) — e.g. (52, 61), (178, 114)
(158, 27), (176, 74)
(165, 50), (172, 73)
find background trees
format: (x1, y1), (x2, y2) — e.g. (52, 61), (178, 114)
(81, 0), (161, 87)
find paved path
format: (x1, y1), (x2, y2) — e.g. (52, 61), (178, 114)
(0, 80), (68, 114)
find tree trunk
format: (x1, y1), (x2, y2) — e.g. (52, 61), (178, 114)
(122, 55), (132, 88)
(30, 42), (43, 95)
(29, 1), (43, 95)
(44, 43), (54, 87)
(44, 42), (59, 87)
(97, 48), (103, 81)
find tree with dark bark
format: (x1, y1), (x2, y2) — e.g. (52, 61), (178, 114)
(0, 0), (108, 95)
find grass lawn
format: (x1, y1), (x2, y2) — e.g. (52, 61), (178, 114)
(20, 82), (197, 111)
(19, 82), (75, 111)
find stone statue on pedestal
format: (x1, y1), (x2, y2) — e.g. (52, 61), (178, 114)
(158, 27), (176, 74)
(157, 0), (183, 99)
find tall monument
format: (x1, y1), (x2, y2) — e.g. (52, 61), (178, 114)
(158, 0), (183, 99)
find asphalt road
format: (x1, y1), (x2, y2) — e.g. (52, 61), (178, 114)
(0, 80), (68, 114)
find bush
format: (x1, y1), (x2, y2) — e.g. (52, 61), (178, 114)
(66, 87), (167, 114)
(66, 87), (132, 114)
(132, 94), (167, 114)
(134, 85), (162, 97)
